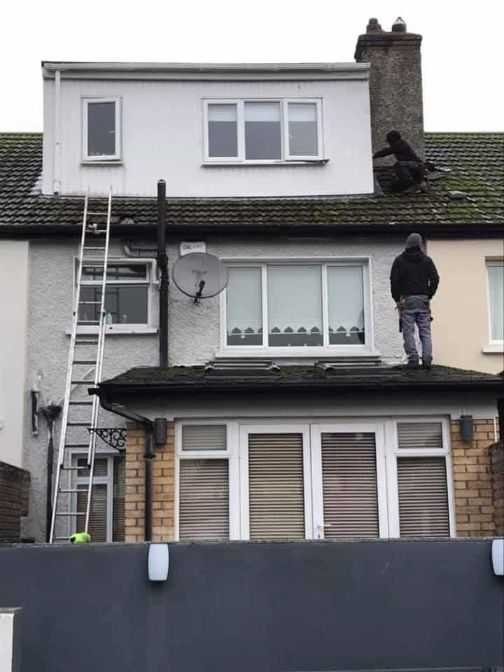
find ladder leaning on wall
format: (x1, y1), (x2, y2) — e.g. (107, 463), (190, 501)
(49, 189), (113, 543)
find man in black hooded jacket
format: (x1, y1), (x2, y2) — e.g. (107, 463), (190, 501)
(373, 130), (427, 192)
(391, 233), (440, 369)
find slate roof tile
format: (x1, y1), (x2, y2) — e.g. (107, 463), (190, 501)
(0, 132), (503, 233)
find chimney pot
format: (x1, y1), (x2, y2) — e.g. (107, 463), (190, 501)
(392, 16), (407, 33)
(367, 18), (383, 33)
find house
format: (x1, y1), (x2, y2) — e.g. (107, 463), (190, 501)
(0, 17), (502, 544)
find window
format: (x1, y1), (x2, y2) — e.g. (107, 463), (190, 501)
(487, 261), (504, 343)
(72, 455), (124, 542)
(224, 262), (368, 350)
(176, 419), (454, 542)
(204, 99), (322, 162)
(82, 98), (121, 161)
(77, 260), (153, 330)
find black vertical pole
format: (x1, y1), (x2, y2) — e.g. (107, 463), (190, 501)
(157, 180), (168, 368)
(144, 430), (154, 542)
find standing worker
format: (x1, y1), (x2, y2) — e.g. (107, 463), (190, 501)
(391, 233), (440, 369)
(373, 130), (427, 193)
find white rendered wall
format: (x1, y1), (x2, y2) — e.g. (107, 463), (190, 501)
(0, 242), (28, 469)
(42, 77), (374, 197)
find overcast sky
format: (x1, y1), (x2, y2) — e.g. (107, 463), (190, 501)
(1, 0), (503, 132)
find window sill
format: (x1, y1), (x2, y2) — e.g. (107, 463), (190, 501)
(215, 346), (378, 359)
(66, 326), (158, 336)
(81, 160), (123, 166)
(482, 344), (504, 354)
(202, 158), (329, 167)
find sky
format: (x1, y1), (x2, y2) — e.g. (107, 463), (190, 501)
(1, 0), (503, 132)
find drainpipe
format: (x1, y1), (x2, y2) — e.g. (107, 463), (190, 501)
(157, 180), (168, 368)
(53, 70), (61, 194)
(91, 389), (155, 541)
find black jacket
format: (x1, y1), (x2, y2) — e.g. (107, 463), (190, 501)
(390, 248), (440, 302)
(373, 138), (421, 163)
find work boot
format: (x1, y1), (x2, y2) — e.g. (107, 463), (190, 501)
(407, 359), (419, 369)
(422, 359), (432, 370)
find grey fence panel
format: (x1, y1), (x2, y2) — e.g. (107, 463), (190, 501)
(0, 540), (502, 672)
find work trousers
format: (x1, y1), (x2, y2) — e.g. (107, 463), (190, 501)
(401, 295), (432, 364)
(394, 161), (424, 189)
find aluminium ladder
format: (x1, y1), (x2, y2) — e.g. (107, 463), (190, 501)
(49, 190), (113, 543)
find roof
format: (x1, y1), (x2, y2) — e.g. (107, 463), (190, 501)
(0, 132), (503, 237)
(97, 364), (504, 398)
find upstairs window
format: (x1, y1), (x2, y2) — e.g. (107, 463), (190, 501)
(225, 262), (368, 350)
(487, 261), (504, 343)
(82, 98), (121, 161)
(204, 99), (322, 162)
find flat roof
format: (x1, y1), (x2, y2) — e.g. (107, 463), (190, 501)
(41, 60), (369, 81)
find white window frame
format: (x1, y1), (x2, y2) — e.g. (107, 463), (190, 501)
(219, 257), (374, 357)
(485, 259), (504, 348)
(384, 417), (455, 538)
(73, 257), (156, 334)
(82, 97), (121, 162)
(70, 453), (114, 542)
(175, 417), (455, 542)
(203, 98), (323, 164)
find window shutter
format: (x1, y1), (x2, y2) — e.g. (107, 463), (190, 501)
(321, 432), (379, 539)
(397, 422), (443, 449)
(179, 459), (229, 540)
(248, 433), (305, 540)
(397, 457), (450, 537)
(77, 484), (107, 543)
(182, 425), (227, 451)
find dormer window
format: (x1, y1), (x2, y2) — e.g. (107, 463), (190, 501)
(204, 99), (322, 163)
(82, 98), (121, 161)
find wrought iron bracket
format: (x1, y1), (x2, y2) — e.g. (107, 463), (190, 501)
(89, 427), (127, 451)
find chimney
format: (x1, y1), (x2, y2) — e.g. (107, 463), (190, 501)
(355, 17), (424, 158)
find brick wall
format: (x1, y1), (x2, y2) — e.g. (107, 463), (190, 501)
(491, 441), (504, 535)
(0, 461), (30, 542)
(124, 422), (175, 542)
(451, 419), (498, 537)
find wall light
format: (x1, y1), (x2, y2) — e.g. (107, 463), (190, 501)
(459, 415), (474, 442)
(491, 539), (504, 577)
(148, 543), (169, 582)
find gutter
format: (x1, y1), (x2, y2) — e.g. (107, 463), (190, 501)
(90, 388), (155, 542)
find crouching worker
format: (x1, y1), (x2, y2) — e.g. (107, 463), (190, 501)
(373, 130), (427, 193)
(391, 233), (439, 369)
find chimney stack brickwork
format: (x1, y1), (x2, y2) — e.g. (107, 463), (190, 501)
(355, 18), (424, 158)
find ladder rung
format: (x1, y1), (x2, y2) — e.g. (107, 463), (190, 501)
(65, 443), (90, 448)
(75, 340), (99, 345)
(56, 512), (86, 517)
(67, 422), (91, 427)
(73, 360), (96, 365)
(71, 380), (94, 385)
(79, 301), (102, 305)
(69, 401), (93, 405)
(83, 246), (106, 250)
(59, 489), (86, 494)
(87, 211), (108, 216)
(61, 465), (90, 471)
(53, 537), (71, 541)
(77, 320), (100, 324)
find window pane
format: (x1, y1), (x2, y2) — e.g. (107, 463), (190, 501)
(397, 422), (443, 450)
(179, 459), (229, 540)
(79, 285), (148, 324)
(398, 457), (450, 537)
(245, 102), (281, 160)
(227, 268), (262, 345)
(82, 264), (148, 282)
(208, 104), (238, 157)
(77, 483), (108, 542)
(321, 432), (379, 539)
(87, 102), (116, 157)
(288, 103), (318, 156)
(76, 457), (108, 478)
(268, 266), (322, 346)
(488, 264), (504, 341)
(328, 266), (365, 345)
(248, 433), (305, 540)
(182, 425), (227, 451)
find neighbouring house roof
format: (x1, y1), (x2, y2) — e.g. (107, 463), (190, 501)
(0, 132), (503, 237)
(97, 364), (504, 399)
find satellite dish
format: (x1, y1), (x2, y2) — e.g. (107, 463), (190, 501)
(172, 253), (228, 302)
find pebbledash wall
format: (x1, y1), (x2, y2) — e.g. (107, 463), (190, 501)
(124, 413), (501, 543)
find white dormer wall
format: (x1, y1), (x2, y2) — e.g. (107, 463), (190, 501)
(42, 63), (374, 198)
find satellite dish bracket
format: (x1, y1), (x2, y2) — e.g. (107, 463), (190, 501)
(194, 280), (206, 304)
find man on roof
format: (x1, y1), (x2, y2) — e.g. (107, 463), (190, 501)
(373, 130), (428, 193)
(391, 233), (440, 369)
